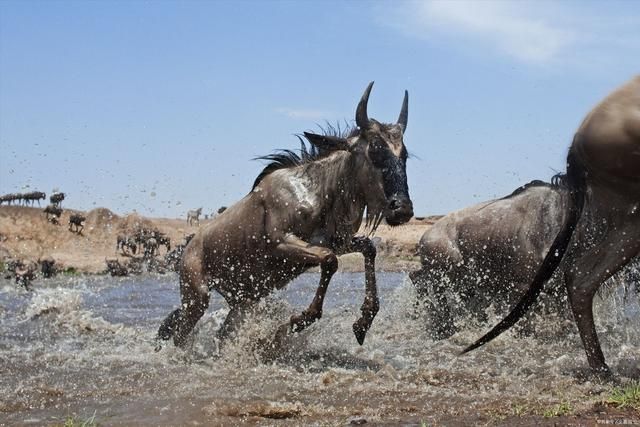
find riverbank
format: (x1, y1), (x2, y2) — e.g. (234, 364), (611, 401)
(0, 205), (437, 275)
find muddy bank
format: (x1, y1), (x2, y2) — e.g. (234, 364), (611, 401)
(0, 205), (436, 275)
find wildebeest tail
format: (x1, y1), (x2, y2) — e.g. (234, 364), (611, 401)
(462, 143), (587, 354)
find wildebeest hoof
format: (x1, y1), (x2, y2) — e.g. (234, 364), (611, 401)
(352, 320), (368, 345)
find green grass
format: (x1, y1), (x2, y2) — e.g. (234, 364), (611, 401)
(542, 401), (572, 418)
(59, 411), (98, 427)
(606, 381), (640, 410)
(62, 267), (80, 276)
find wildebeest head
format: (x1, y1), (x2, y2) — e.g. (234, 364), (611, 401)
(304, 82), (413, 226)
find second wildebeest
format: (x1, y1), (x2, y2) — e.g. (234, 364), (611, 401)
(43, 204), (63, 224)
(158, 82), (414, 349)
(116, 235), (137, 256)
(68, 213), (86, 233)
(50, 192), (65, 207)
(410, 178), (569, 339)
(464, 75), (640, 376)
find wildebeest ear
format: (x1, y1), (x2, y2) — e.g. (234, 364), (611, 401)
(303, 132), (350, 151)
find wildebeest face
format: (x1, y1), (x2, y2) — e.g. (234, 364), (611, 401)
(356, 82), (413, 226)
(362, 122), (412, 225)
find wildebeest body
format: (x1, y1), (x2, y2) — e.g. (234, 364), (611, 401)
(465, 75), (640, 376)
(159, 82), (414, 349)
(411, 181), (569, 338)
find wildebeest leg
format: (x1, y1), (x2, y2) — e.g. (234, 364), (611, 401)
(217, 303), (246, 340)
(565, 225), (640, 376)
(173, 269), (210, 348)
(429, 273), (457, 339)
(348, 236), (379, 345)
(274, 235), (338, 340)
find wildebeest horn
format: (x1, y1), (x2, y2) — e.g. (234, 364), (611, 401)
(397, 90), (408, 132)
(356, 81), (374, 129)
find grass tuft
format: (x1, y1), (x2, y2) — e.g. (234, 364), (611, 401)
(542, 401), (572, 418)
(606, 381), (640, 410)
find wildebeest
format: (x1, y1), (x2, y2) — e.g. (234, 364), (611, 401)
(0, 193), (19, 205)
(68, 213), (86, 233)
(50, 192), (65, 207)
(143, 237), (158, 259)
(43, 204), (63, 224)
(464, 76), (640, 376)
(158, 82), (414, 350)
(156, 233), (171, 253)
(116, 235), (138, 256)
(410, 178), (569, 339)
(186, 208), (202, 226)
(105, 259), (129, 277)
(164, 233), (195, 271)
(23, 191), (46, 206)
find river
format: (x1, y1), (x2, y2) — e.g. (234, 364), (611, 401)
(0, 270), (638, 425)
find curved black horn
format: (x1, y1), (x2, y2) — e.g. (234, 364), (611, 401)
(356, 81), (374, 129)
(397, 90), (408, 132)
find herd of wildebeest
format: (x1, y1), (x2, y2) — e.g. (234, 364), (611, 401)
(2, 77), (640, 378)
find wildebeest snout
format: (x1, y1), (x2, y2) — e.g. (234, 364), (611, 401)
(386, 195), (413, 226)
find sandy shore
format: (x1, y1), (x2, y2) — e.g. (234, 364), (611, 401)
(0, 205), (437, 275)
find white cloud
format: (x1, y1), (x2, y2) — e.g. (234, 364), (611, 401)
(379, 0), (638, 67)
(276, 107), (333, 120)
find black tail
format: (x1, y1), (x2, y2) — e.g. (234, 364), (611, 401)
(157, 308), (182, 341)
(461, 146), (587, 354)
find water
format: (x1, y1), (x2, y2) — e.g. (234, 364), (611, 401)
(0, 271), (638, 425)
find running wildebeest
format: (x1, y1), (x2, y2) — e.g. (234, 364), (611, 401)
(116, 235), (138, 256)
(464, 76), (640, 376)
(158, 82), (414, 350)
(68, 213), (85, 233)
(43, 204), (63, 224)
(410, 178), (569, 339)
(50, 192), (65, 207)
(186, 208), (202, 226)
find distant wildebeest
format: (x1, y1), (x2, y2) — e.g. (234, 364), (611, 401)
(116, 235), (138, 256)
(186, 208), (202, 226)
(164, 233), (195, 271)
(68, 213), (86, 233)
(13, 260), (36, 290)
(410, 178), (569, 339)
(50, 192), (65, 207)
(143, 237), (159, 259)
(155, 232), (171, 253)
(0, 193), (19, 205)
(40, 258), (57, 278)
(43, 204), (63, 224)
(23, 191), (46, 206)
(105, 259), (129, 277)
(158, 82), (414, 350)
(464, 76), (640, 376)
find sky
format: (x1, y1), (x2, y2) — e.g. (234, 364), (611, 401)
(1, 0), (639, 218)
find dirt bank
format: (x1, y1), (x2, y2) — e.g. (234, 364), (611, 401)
(0, 205), (436, 274)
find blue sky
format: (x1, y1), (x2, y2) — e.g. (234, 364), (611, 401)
(1, 0), (638, 218)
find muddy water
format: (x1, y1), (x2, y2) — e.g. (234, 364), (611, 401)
(0, 269), (638, 426)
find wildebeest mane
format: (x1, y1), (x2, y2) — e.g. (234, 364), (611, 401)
(251, 122), (359, 190)
(500, 173), (568, 201)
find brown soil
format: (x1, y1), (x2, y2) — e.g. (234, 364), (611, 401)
(0, 205), (437, 274)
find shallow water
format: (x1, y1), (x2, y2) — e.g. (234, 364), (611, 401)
(0, 269), (638, 426)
